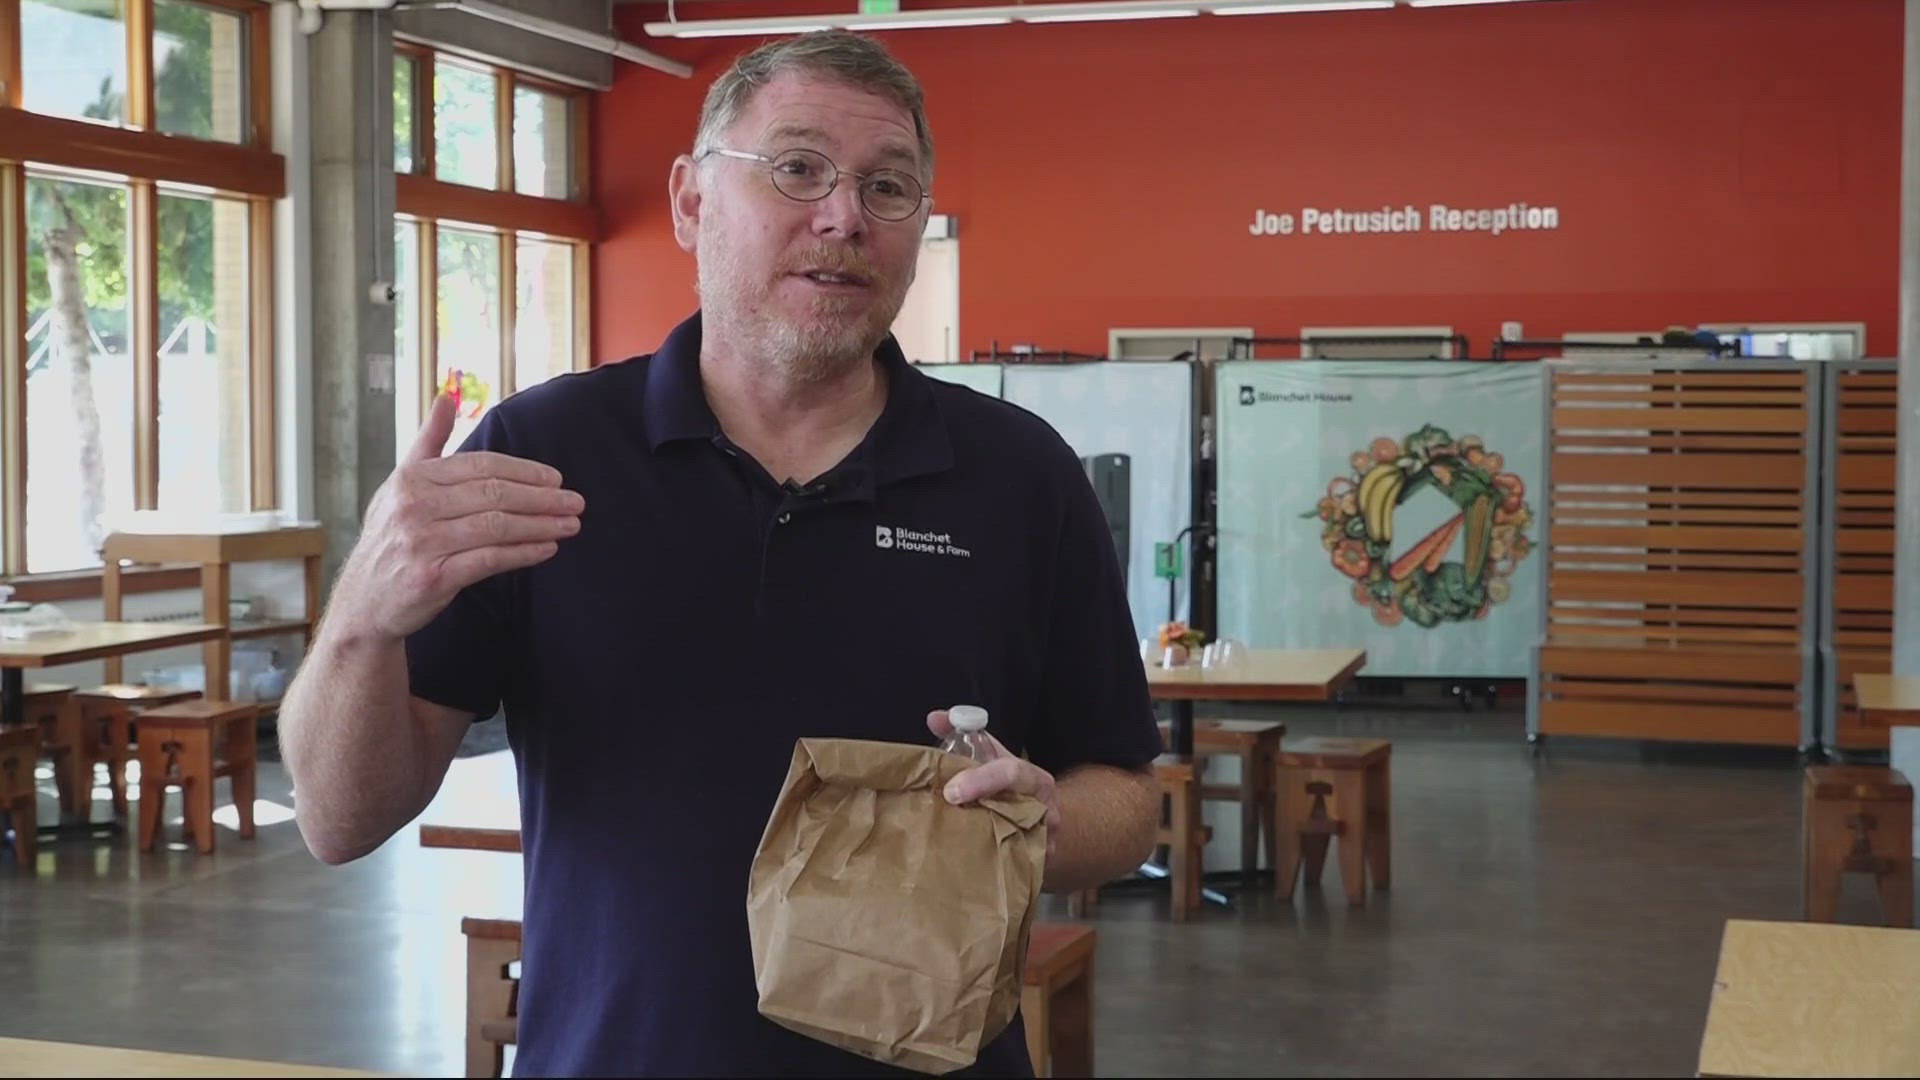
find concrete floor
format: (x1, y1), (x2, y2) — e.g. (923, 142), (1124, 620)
(0, 702), (1888, 1077)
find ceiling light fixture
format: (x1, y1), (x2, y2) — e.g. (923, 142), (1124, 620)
(672, 24), (834, 38)
(1211, 1), (1395, 13)
(1405, 0), (1546, 7)
(644, 0), (1423, 40)
(855, 16), (1014, 29)
(1026, 7), (1201, 22)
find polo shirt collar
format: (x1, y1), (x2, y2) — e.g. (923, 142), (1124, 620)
(641, 311), (953, 492)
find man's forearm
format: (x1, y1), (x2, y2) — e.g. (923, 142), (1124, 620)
(281, 629), (442, 864)
(1044, 764), (1160, 893)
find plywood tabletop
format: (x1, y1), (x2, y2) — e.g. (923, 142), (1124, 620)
(1144, 648), (1366, 702)
(1854, 673), (1920, 717)
(0, 621), (225, 667)
(417, 749), (522, 852)
(1698, 919), (1920, 1078)
(0, 1037), (384, 1078)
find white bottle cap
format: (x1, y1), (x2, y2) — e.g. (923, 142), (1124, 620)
(948, 705), (988, 732)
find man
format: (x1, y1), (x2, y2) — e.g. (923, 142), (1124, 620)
(282, 30), (1162, 1077)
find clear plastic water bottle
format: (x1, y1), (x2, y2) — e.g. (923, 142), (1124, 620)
(939, 705), (1000, 763)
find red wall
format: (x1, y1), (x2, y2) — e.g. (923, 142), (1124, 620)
(592, 0), (1902, 362)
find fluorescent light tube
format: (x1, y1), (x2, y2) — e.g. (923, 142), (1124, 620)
(1026, 8), (1200, 21)
(855, 17), (1013, 29)
(1212, 1), (1395, 13)
(672, 24), (834, 38)
(1406, 0), (1543, 7)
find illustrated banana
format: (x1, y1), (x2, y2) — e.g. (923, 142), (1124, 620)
(1357, 463), (1405, 544)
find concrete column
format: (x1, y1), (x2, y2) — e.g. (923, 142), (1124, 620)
(308, 11), (397, 585)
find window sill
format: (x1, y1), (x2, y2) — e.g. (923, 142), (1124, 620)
(3, 565), (204, 604)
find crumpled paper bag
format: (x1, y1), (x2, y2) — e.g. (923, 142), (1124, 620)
(747, 737), (1049, 1075)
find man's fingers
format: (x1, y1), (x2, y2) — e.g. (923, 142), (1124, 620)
(429, 511), (580, 552)
(926, 710), (952, 740)
(944, 757), (1050, 805)
(404, 393), (459, 466)
(430, 449), (565, 489)
(433, 541), (561, 593)
(420, 478), (584, 521)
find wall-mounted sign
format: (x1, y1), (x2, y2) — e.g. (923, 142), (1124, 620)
(1247, 202), (1561, 238)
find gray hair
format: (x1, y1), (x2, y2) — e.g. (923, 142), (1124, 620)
(692, 30), (935, 183)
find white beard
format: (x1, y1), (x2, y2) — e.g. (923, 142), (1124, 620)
(696, 231), (903, 384)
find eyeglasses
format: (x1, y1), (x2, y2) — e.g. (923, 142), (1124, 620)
(701, 146), (929, 223)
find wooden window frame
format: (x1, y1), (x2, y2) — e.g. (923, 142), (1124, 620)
(0, 0), (282, 580)
(395, 43), (594, 434)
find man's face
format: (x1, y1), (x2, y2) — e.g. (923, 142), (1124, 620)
(672, 71), (927, 381)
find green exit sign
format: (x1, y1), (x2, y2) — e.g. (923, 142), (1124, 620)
(860, 0), (900, 11)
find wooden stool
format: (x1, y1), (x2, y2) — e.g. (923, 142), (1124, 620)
(135, 701), (258, 854)
(453, 917), (1095, 1079)
(1275, 737), (1391, 906)
(460, 917), (523, 1079)
(22, 685), (87, 821)
(0, 724), (39, 865)
(1162, 719), (1287, 883)
(1069, 756), (1210, 920)
(1022, 923), (1095, 1078)
(1804, 766), (1913, 927)
(75, 685), (203, 818)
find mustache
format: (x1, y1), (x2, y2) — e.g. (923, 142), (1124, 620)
(778, 246), (881, 284)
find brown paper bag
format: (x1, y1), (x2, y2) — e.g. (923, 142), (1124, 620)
(747, 737), (1049, 1075)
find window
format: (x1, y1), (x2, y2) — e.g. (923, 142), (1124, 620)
(512, 85), (570, 199)
(153, 0), (247, 144)
(393, 51), (416, 174)
(21, 0), (128, 124)
(1, 0), (280, 575)
(25, 173), (133, 573)
(432, 56), (496, 189)
(392, 44), (592, 452)
(436, 224), (500, 451)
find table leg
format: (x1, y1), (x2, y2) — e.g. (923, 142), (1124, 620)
(1, 667), (20, 730)
(1170, 699), (1194, 758)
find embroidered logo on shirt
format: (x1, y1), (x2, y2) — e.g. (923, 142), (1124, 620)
(878, 525), (971, 559)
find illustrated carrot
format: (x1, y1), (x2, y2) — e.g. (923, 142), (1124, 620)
(1389, 513), (1465, 582)
(1423, 516), (1465, 574)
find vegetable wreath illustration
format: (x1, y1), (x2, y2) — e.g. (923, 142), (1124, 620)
(1305, 425), (1534, 628)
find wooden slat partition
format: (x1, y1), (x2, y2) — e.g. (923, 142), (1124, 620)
(1826, 364), (1897, 749)
(1534, 362), (1816, 747)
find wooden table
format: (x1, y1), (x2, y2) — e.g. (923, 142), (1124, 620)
(1147, 647), (1368, 757)
(1698, 919), (1920, 1077)
(102, 526), (325, 711)
(0, 1036), (383, 1077)
(418, 750), (522, 853)
(0, 621), (225, 729)
(1854, 673), (1920, 737)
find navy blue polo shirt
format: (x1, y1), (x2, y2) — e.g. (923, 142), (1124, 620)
(406, 313), (1162, 1077)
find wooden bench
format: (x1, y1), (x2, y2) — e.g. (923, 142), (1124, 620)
(455, 919), (1096, 1077)
(1072, 755), (1210, 921)
(1804, 765), (1912, 927)
(74, 684), (204, 818)
(135, 700), (258, 854)
(1021, 923), (1095, 1078)
(1160, 719), (1286, 883)
(1533, 363), (1817, 749)
(0, 724), (38, 865)
(1275, 737), (1391, 906)
(22, 685), (87, 820)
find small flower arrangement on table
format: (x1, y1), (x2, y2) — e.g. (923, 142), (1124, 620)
(1155, 621), (1207, 666)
